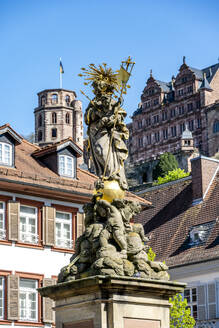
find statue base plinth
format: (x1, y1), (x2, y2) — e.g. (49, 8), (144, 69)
(39, 275), (185, 328)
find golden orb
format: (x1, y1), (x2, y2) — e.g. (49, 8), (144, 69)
(94, 180), (125, 203)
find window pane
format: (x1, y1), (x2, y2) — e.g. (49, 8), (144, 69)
(0, 203), (3, 210)
(20, 206), (35, 215)
(0, 277), (4, 319)
(56, 212), (70, 220)
(0, 214), (3, 230)
(20, 279), (36, 289)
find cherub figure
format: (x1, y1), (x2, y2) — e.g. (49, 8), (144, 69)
(96, 199), (127, 258)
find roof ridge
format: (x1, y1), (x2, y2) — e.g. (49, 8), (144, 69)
(22, 138), (40, 149)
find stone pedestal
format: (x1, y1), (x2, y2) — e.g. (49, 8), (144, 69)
(39, 275), (185, 328)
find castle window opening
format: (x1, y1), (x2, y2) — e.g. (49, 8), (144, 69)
(66, 113), (70, 124)
(40, 95), (46, 106)
(38, 114), (42, 127)
(52, 112), (57, 124)
(38, 130), (42, 142)
(51, 94), (58, 104)
(52, 128), (57, 138)
(65, 95), (70, 105)
(213, 120), (219, 133)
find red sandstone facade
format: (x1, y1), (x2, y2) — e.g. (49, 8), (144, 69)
(128, 60), (219, 183)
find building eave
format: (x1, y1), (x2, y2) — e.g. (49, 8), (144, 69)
(0, 178), (93, 204)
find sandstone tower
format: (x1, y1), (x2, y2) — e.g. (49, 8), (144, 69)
(34, 89), (83, 149)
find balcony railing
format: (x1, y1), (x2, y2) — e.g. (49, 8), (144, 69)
(55, 239), (73, 249)
(20, 233), (39, 244)
(195, 320), (217, 328)
(0, 229), (6, 240)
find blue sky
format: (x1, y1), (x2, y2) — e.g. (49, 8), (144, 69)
(1, 0), (219, 136)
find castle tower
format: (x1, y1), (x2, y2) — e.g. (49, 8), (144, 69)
(34, 89), (83, 149)
(180, 125), (198, 172)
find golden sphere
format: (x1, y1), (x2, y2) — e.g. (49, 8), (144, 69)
(94, 180), (125, 203)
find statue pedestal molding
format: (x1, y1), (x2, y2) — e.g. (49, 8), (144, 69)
(39, 275), (185, 328)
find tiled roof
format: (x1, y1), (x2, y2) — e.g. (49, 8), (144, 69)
(135, 174), (219, 268)
(155, 80), (171, 93)
(32, 137), (83, 158)
(0, 125), (150, 206)
(190, 63), (219, 83)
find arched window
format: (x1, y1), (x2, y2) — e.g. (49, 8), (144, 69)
(38, 130), (42, 141)
(51, 128), (57, 138)
(38, 114), (42, 127)
(66, 113), (70, 124)
(51, 94), (58, 104)
(52, 112), (57, 124)
(40, 95), (46, 106)
(65, 95), (70, 105)
(213, 120), (219, 133)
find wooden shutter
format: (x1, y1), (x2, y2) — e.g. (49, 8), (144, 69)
(207, 282), (216, 319)
(197, 285), (207, 320)
(8, 201), (20, 241)
(42, 278), (56, 323)
(76, 212), (84, 238)
(42, 206), (55, 246)
(7, 274), (19, 320)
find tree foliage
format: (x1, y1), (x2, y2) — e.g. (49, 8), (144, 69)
(169, 294), (196, 328)
(22, 132), (35, 143)
(153, 168), (190, 186)
(153, 152), (178, 181)
(147, 247), (156, 261)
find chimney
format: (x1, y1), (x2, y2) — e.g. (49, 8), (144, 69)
(191, 156), (219, 203)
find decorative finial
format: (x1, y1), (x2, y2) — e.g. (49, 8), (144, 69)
(150, 69), (152, 77)
(183, 56), (186, 64)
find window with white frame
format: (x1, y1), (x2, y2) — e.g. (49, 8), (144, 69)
(0, 277), (4, 319)
(0, 142), (12, 166)
(55, 211), (72, 248)
(184, 288), (197, 320)
(19, 279), (38, 321)
(0, 202), (6, 240)
(59, 155), (74, 178)
(20, 206), (38, 244)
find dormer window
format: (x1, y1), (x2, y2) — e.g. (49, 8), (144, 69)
(0, 143), (12, 166)
(188, 221), (215, 247)
(59, 155), (74, 178)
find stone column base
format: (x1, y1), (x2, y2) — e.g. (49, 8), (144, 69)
(39, 275), (185, 328)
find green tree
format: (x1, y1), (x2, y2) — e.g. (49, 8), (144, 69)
(153, 152), (178, 181)
(169, 294), (196, 328)
(147, 247), (156, 261)
(153, 168), (190, 186)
